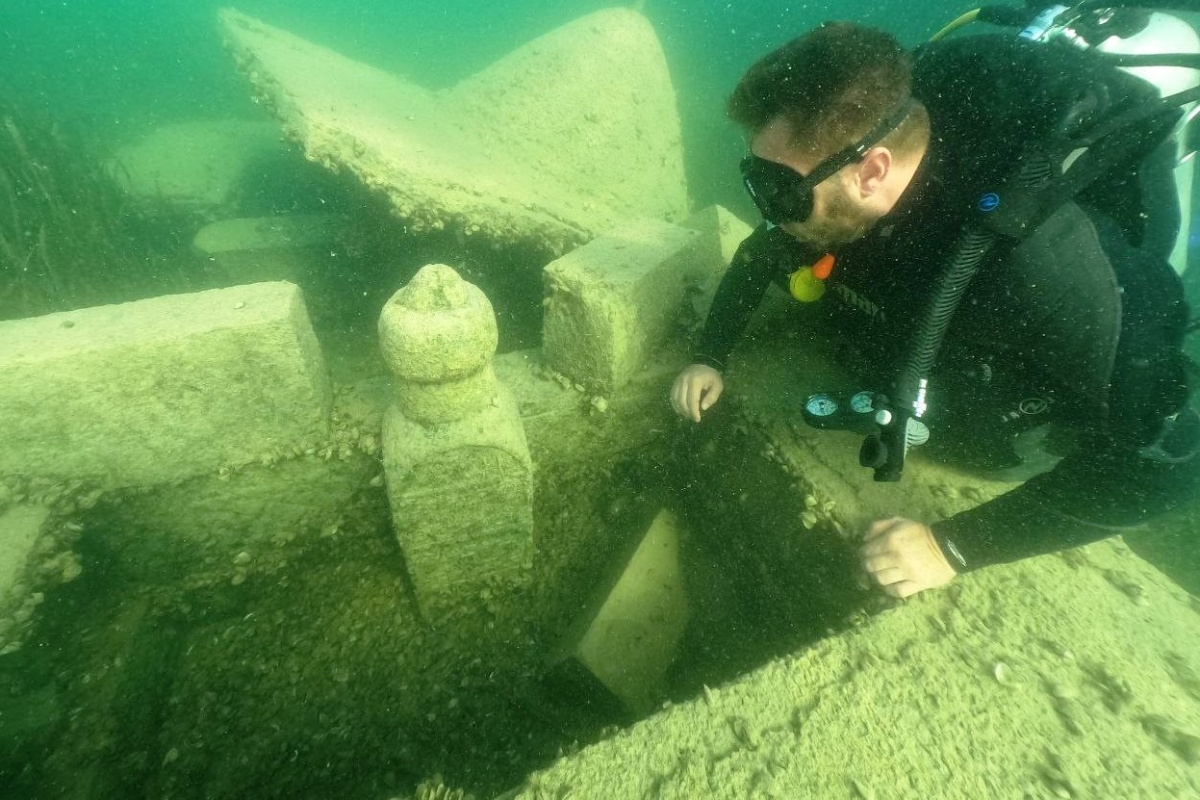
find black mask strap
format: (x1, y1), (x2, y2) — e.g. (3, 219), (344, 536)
(805, 97), (919, 187)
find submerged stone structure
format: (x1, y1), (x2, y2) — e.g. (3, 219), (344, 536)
(543, 209), (753, 393)
(379, 265), (534, 618)
(2, 176), (1197, 800)
(218, 7), (690, 255)
(504, 535), (1200, 799)
(0, 281), (330, 488)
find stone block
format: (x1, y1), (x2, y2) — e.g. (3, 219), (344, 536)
(0, 282), (330, 489)
(193, 214), (349, 286)
(556, 508), (689, 714)
(193, 215), (347, 255)
(542, 218), (711, 391)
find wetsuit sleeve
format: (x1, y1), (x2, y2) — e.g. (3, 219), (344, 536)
(692, 223), (787, 371)
(932, 435), (1199, 571)
(930, 207), (1195, 572)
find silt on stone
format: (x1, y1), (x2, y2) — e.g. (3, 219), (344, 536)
(378, 265), (534, 619)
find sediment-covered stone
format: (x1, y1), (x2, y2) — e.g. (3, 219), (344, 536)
(504, 536), (1200, 799)
(542, 210), (743, 391)
(379, 266), (533, 617)
(0, 281), (331, 488)
(218, 8), (689, 254)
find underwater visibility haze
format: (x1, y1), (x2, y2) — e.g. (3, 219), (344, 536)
(2, 1), (1200, 799)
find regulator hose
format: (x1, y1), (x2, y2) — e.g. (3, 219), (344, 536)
(861, 153), (1057, 481)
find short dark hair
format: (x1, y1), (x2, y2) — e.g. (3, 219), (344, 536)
(728, 22), (929, 158)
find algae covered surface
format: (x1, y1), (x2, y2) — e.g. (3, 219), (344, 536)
(507, 538), (1200, 799)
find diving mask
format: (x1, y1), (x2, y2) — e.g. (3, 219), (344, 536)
(739, 98), (917, 225)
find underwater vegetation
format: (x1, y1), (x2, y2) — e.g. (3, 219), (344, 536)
(0, 88), (197, 322)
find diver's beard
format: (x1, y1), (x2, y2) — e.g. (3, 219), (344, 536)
(789, 216), (870, 250)
(785, 191), (873, 251)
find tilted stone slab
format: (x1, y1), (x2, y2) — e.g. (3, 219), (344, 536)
(219, 7), (689, 255)
(543, 208), (752, 392)
(0, 281), (330, 488)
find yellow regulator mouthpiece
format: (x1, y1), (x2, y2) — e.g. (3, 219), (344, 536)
(788, 253), (835, 303)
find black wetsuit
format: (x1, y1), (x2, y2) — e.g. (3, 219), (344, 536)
(695, 36), (1198, 572)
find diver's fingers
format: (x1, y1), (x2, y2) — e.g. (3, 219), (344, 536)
(859, 535), (893, 559)
(670, 375), (686, 417)
(687, 377), (702, 422)
(861, 553), (900, 575)
(676, 375), (697, 422)
(867, 565), (906, 587)
(881, 579), (921, 599)
(671, 373), (693, 419)
(865, 517), (905, 540)
(700, 379), (723, 411)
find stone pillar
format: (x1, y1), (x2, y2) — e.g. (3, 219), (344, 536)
(379, 264), (534, 619)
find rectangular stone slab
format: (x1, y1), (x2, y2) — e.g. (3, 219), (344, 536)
(567, 508), (689, 714)
(0, 281), (330, 488)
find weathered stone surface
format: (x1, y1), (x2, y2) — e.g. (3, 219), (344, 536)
(391, 365), (498, 428)
(542, 217), (719, 391)
(378, 264), (498, 386)
(383, 389), (534, 618)
(380, 266), (533, 617)
(562, 508), (689, 714)
(0, 505), (48, 654)
(219, 8), (689, 254)
(0, 499), (85, 656)
(110, 120), (284, 212)
(505, 536), (1200, 799)
(0, 281), (330, 488)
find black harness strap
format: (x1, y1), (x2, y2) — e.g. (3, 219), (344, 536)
(864, 81), (1200, 481)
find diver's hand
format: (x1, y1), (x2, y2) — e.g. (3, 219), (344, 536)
(860, 517), (957, 599)
(670, 364), (724, 422)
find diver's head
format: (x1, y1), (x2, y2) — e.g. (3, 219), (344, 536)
(729, 22), (930, 251)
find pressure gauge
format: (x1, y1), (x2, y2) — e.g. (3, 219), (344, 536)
(804, 393), (839, 418)
(849, 391), (876, 414)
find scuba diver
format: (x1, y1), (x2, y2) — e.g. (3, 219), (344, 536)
(670, 3), (1200, 600)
